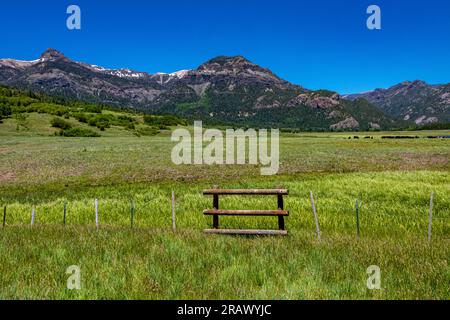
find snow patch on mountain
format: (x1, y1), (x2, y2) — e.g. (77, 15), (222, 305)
(80, 62), (148, 79)
(0, 58), (41, 69)
(170, 69), (190, 78)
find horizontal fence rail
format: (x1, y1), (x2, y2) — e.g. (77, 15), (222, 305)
(203, 189), (289, 195)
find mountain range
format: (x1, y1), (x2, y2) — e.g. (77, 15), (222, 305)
(344, 80), (450, 125)
(0, 48), (448, 130)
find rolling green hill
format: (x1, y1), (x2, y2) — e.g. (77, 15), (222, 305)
(0, 85), (185, 137)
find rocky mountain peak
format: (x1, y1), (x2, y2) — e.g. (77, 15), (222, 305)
(196, 55), (281, 81)
(197, 56), (254, 72)
(393, 80), (429, 91)
(40, 48), (66, 61)
(201, 55), (252, 67)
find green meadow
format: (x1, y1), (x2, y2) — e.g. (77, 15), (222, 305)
(0, 112), (449, 299)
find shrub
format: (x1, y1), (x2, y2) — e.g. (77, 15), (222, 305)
(143, 114), (186, 127)
(51, 117), (72, 130)
(419, 122), (450, 130)
(58, 128), (100, 137)
(136, 126), (159, 136)
(118, 115), (134, 123)
(72, 112), (88, 123)
(0, 105), (12, 119)
(83, 104), (103, 113)
(88, 115), (111, 129)
(29, 103), (69, 116)
(14, 113), (28, 122)
(117, 115), (136, 127)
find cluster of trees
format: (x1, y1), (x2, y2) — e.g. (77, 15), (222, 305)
(58, 128), (101, 137)
(0, 85), (143, 134)
(407, 122), (450, 130)
(51, 117), (100, 137)
(0, 87), (32, 121)
(0, 85), (186, 136)
(71, 113), (136, 131)
(143, 114), (187, 128)
(50, 117), (72, 130)
(0, 105), (11, 122)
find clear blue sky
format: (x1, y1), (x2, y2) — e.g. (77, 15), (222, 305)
(1, 0), (450, 93)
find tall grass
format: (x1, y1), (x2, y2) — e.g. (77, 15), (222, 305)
(1, 171), (449, 239)
(0, 132), (449, 299)
(0, 227), (448, 299)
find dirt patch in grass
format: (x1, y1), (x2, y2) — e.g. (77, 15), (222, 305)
(0, 171), (16, 183)
(0, 147), (11, 155)
(397, 152), (449, 166)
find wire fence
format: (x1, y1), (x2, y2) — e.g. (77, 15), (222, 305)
(1, 190), (449, 240)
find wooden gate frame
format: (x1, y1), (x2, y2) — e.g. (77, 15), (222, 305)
(202, 188), (289, 235)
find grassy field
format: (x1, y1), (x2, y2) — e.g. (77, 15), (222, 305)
(0, 113), (449, 299)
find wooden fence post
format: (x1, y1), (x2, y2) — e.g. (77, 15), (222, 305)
(277, 193), (285, 230)
(172, 191), (176, 232)
(95, 199), (99, 229)
(31, 207), (36, 226)
(355, 199), (360, 239)
(3, 206), (6, 228)
(309, 191), (321, 241)
(212, 185), (219, 229)
(63, 201), (67, 226)
(428, 192), (433, 242)
(130, 198), (135, 229)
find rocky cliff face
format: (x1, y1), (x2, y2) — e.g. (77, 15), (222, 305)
(0, 49), (396, 130)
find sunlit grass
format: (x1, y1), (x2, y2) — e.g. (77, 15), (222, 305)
(0, 226), (448, 299)
(0, 130), (449, 299)
(1, 171), (448, 237)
